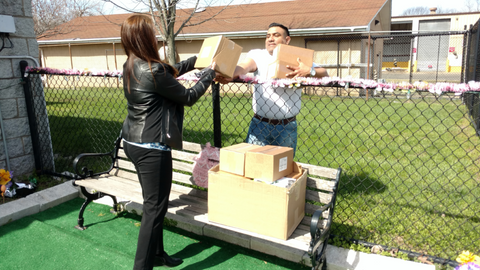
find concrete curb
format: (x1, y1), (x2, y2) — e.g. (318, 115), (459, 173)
(1, 185), (435, 270)
(0, 180), (79, 227)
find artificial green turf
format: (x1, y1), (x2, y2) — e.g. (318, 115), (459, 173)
(0, 198), (308, 270)
(41, 83), (480, 261)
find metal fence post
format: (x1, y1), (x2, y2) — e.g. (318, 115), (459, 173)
(212, 82), (222, 148)
(19, 60), (42, 172)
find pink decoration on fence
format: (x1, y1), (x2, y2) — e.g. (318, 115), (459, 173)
(25, 66), (480, 94)
(192, 142), (220, 188)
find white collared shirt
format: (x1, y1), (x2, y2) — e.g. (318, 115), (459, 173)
(247, 49), (319, 119)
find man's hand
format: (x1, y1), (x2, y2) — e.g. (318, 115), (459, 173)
(286, 58), (311, 78)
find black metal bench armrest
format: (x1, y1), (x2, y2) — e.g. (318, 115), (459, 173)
(73, 137), (122, 179)
(72, 152), (115, 179)
(308, 202), (333, 255)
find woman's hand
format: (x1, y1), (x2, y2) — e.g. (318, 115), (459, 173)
(210, 62), (221, 77)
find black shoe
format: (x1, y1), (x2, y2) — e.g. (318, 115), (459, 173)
(154, 252), (183, 268)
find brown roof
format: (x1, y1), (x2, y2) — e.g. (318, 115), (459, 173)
(38, 0), (388, 41)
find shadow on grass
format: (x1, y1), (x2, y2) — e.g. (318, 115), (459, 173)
(339, 171), (387, 196)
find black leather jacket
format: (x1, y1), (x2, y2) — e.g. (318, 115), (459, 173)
(121, 56), (215, 150)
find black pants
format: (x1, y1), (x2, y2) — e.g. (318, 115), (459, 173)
(123, 142), (173, 270)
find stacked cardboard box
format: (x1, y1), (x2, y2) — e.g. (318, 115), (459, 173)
(218, 143), (263, 176)
(208, 143), (306, 240)
(245, 145), (294, 182)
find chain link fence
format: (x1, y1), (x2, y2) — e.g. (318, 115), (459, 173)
(306, 31), (466, 85)
(22, 29), (480, 266)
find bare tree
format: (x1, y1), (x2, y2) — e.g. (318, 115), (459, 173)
(32, 0), (101, 38)
(401, 6), (430, 15)
(436, 7), (458, 14)
(102, 0), (246, 64)
(401, 6), (458, 15)
(465, 0), (480, 11)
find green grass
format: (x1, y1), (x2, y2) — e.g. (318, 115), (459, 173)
(43, 85), (480, 263)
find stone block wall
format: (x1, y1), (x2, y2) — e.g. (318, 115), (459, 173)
(0, 0), (39, 176)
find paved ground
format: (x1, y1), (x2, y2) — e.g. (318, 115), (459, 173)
(381, 70), (463, 83)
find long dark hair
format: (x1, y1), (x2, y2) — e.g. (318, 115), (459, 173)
(120, 14), (178, 93)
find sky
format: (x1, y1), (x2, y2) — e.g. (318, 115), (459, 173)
(392, 0), (471, 16)
(103, 0), (474, 15)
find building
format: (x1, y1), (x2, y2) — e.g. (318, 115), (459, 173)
(385, 8), (480, 73)
(37, 0), (391, 81)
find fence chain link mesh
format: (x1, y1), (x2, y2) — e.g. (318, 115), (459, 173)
(24, 30), (480, 265)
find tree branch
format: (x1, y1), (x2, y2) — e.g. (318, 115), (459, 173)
(174, 0), (234, 37)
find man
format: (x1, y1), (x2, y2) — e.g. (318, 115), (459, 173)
(216, 23), (328, 156)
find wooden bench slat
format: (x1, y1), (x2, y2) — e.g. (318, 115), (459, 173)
(206, 219), (311, 251)
(116, 158), (196, 177)
(168, 195), (208, 218)
(307, 176), (335, 192)
(75, 176), (143, 204)
(111, 164), (198, 187)
(297, 162), (339, 180)
(172, 150), (198, 162)
(110, 169), (139, 181)
(117, 149), (127, 159)
(172, 172), (195, 186)
(117, 159), (136, 172)
(172, 160), (194, 172)
(118, 147), (201, 163)
(306, 189), (333, 205)
(181, 141), (204, 152)
(305, 203), (331, 218)
(170, 183), (208, 201)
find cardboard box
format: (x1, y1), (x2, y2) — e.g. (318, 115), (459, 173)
(208, 162), (306, 240)
(244, 145), (294, 182)
(267, 44), (314, 79)
(219, 143), (263, 176)
(195, 35), (242, 78)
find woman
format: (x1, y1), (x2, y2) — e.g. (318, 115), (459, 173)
(120, 15), (217, 270)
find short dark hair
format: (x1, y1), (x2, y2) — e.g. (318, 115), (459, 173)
(268, 22), (290, 37)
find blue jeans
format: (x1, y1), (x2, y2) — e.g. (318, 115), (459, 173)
(246, 116), (297, 156)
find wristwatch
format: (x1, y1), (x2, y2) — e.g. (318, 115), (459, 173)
(310, 66), (316, 77)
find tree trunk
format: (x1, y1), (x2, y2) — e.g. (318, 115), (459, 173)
(166, 31), (176, 65)
(166, 6), (177, 65)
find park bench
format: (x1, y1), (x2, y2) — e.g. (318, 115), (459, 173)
(72, 137), (341, 270)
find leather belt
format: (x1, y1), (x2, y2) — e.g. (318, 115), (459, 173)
(254, 114), (296, 125)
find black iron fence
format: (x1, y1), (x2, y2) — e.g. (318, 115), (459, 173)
(21, 29), (480, 267)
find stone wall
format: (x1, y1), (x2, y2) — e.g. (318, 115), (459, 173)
(0, 0), (39, 176)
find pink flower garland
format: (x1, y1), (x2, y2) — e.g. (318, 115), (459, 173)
(26, 66), (480, 94)
(25, 66), (123, 77)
